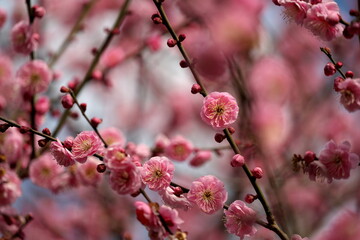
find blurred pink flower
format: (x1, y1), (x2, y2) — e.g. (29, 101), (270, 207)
(200, 92), (239, 129)
(0, 167), (22, 206)
(224, 200), (257, 240)
(75, 157), (103, 186)
(101, 47), (125, 68)
(158, 205), (184, 231)
(0, 8), (6, 29)
(291, 234), (309, 240)
(50, 139), (75, 167)
(135, 201), (159, 229)
(319, 140), (359, 181)
(187, 175), (227, 214)
(337, 78), (360, 112)
(11, 21), (38, 54)
(72, 131), (103, 162)
(164, 135), (193, 161)
(16, 60), (52, 96)
(100, 127), (126, 147)
(141, 156), (174, 191)
(1, 128), (27, 165)
(189, 150), (212, 167)
(29, 153), (64, 190)
(109, 161), (141, 195)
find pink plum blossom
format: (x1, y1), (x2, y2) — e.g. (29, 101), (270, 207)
(75, 157), (103, 186)
(109, 161), (141, 195)
(200, 92), (239, 129)
(189, 150), (212, 167)
(0, 167), (22, 206)
(16, 60), (52, 96)
(164, 135), (193, 161)
(224, 200), (257, 240)
(276, 0), (311, 25)
(103, 144), (128, 169)
(11, 21), (38, 54)
(72, 131), (103, 162)
(158, 186), (192, 211)
(319, 140), (359, 181)
(29, 153), (64, 190)
(50, 139), (75, 167)
(336, 78), (360, 112)
(187, 175), (228, 214)
(141, 156), (174, 191)
(99, 127), (126, 147)
(303, 1), (344, 41)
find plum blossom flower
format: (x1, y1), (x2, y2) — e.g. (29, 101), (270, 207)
(0, 167), (22, 206)
(72, 131), (103, 162)
(75, 157), (103, 186)
(189, 150), (212, 167)
(109, 161), (141, 195)
(224, 200), (257, 240)
(158, 186), (192, 211)
(276, 0), (311, 24)
(336, 78), (360, 112)
(99, 127), (126, 147)
(187, 175), (228, 214)
(134, 201), (183, 240)
(103, 144), (128, 169)
(29, 153), (64, 190)
(200, 92), (239, 129)
(141, 156), (174, 191)
(303, 1), (344, 41)
(164, 135), (193, 161)
(16, 60), (52, 96)
(11, 21), (38, 54)
(319, 140), (359, 181)
(50, 139), (75, 167)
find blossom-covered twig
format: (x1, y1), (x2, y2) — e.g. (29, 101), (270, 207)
(151, 1), (288, 239)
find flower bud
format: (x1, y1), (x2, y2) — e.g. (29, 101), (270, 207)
(231, 154), (245, 167)
(251, 167), (263, 179)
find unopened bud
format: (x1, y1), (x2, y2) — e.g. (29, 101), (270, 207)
(251, 167), (263, 179)
(167, 38), (177, 47)
(231, 154), (245, 167)
(90, 117), (102, 128)
(214, 133), (225, 143)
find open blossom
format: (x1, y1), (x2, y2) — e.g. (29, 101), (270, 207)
(336, 78), (360, 112)
(109, 161), (141, 195)
(224, 200), (257, 240)
(103, 144), (129, 169)
(99, 127), (126, 147)
(200, 92), (239, 129)
(16, 60), (52, 96)
(187, 175), (228, 214)
(141, 156), (174, 191)
(319, 140), (359, 181)
(134, 201), (183, 239)
(189, 150), (212, 167)
(303, 1), (344, 41)
(164, 135), (193, 161)
(29, 153), (64, 190)
(50, 139), (75, 167)
(276, 0), (311, 24)
(75, 157), (103, 186)
(0, 167), (22, 206)
(158, 186), (192, 211)
(72, 131), (103, 162)
(11, 21), (38, 54)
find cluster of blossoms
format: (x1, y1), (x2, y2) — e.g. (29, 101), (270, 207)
(273, 0), (344, 41)
(294, 140), (359, 183)
(334, 77), (360, 112)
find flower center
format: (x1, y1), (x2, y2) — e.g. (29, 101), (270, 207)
(342, 90), (355, 105)
(154, 169), (163, 178)
(81, 140), (92, 152)
(175, 145), (185, 156)
(215, 105), (225, 115)
(202, 190), (213, 201)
